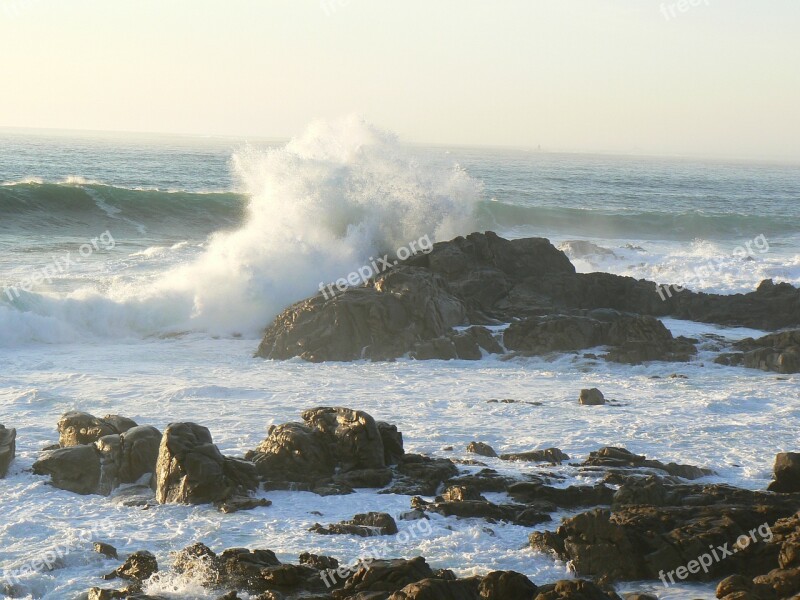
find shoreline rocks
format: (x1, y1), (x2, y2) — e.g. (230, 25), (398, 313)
(255, 232), (800, 368)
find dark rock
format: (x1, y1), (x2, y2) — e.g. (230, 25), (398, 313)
(716, 329), (800, 374)
(310, 512), (398, 537)
(299, 552), (339, 571)
(378, 421), (405, 465)
(33, 444), (101, 494)
(412, 326), (504, 360)
(507, 482), (615, 508)
(215, 496), (271, 513)
(767, 452), (800, 493)
(533, 580), (623, 600)
(579, 388), (606, 406)
(583, 447), (714, 480)
(387, 577), (481, 599)
(302, 407), (386, 472)
(500, 448), (569, 464)
(0, 424), (15, 478)
(333, 557), (435, 598)
(478, 570), (538, 599)
(94, 542), (119, 559)
(155, 423), (257, 505)
(467, 442), (497, 458)
(383, 453), (460, 495)
(104, 550), (158, 582)
(257, 266), (468, 362)
(119, 425), (162, 483)
(248, 422), (335, 483)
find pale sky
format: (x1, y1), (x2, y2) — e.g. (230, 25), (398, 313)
(1, 0), (799, 161)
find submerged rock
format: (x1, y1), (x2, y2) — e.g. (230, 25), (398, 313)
(310, 512), (399, 537)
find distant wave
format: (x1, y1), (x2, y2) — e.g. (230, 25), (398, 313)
(0, 181), (246, 235)
(478, 201), (800, 240)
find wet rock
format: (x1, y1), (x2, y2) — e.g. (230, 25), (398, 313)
(446, 468), (525, 493)
(94, 542), (119, 559)
(257, 266), (468, 362)
(411, 326), (504, 360)
(104, 550), (158, 582)
(767, 452), (800, 493)
(534, 580), (623, 600)
(298, 552), (339, 571)
(0, 424), (15, 477)
(215, 496), (272, 513)
(583, 447), (714, 480)
(310, 512), (398, 537)
(119, 425), (162, 483)
(32, 444), (101, 494)
(155, 422), (257, 505)
(507, 481), (614, 508)
(478, 570), (538, 599)
(467, 441), (497, 458)
(378, 421), (405, 465)
(579, 388), (606, 406)
(248, 422), (335, 483)
(302, 407), (386, 472)
(57, 411), (137, 447)
(387, 577), (481, 599)
(716, 329), (800, 374)
(383, 453), (460, 495)
(333, 557), (435, 598)
(500, 448), (569, 464)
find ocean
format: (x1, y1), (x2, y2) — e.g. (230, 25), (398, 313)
(1, 118), (799, 599)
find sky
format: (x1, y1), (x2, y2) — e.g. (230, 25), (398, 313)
(1, 0), (799, 161)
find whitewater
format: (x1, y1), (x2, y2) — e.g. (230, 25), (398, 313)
(1, 118), (799, 599)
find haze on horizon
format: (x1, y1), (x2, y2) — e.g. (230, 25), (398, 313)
(1, 0), (799, 162)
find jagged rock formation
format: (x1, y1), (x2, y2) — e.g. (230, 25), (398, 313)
(257, 232), (800, 365)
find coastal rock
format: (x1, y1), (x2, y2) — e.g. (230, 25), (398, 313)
(716, 329), (800, 374)
(478, 571), (538, 599)
(411, 493), (551, 526)
(530, 488), (800, 584)
(411, 326), (503, 360)
(467, 441), (497, 458)
(500, 448), (569, 464)
(248, 422), (335, 483)
(302, 407), (386, 472)
(0, 424), (15, 477)
(257, 266), (467, 362)
(767, 452), (800, 493)
(583, 446), (714, 480)
(383, 453), (459, 495)
(534, 580), (622, 600)
(57, 411), (137, 447)
(333, 557), (436, 597)
(256, 233), (800, 363)
(579, 388), (606, 406)
(32, 444), (101, 494)
(387, 577), (481, 599)
(155, 422), (257, 505)
(310, 512), (399, 537)
(104, 550), (158, 582)
(378, 421), (405, 465)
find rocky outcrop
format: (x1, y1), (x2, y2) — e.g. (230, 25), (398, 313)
(504, 312), (696, 364)
(155, 423), (258, 505)
(579, 388), (606, 406)
(33, 445), (101, 494)
(467, 441), (497, 458)
(530, 485), (800, 586)
(58, 411), (137, 447)
(310, 512), (399, 537)
(716, 329), (800, 374)
(582, 446), (714, 480)
(411, 487), (551, 526)
(768, 452), (800, 493)
(257, 267), (468, 362)
(0, 424), (15, 477)
(247, 407), (403, 495)
(256, 232), (800, 363)
(500, 448), (569, 464)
